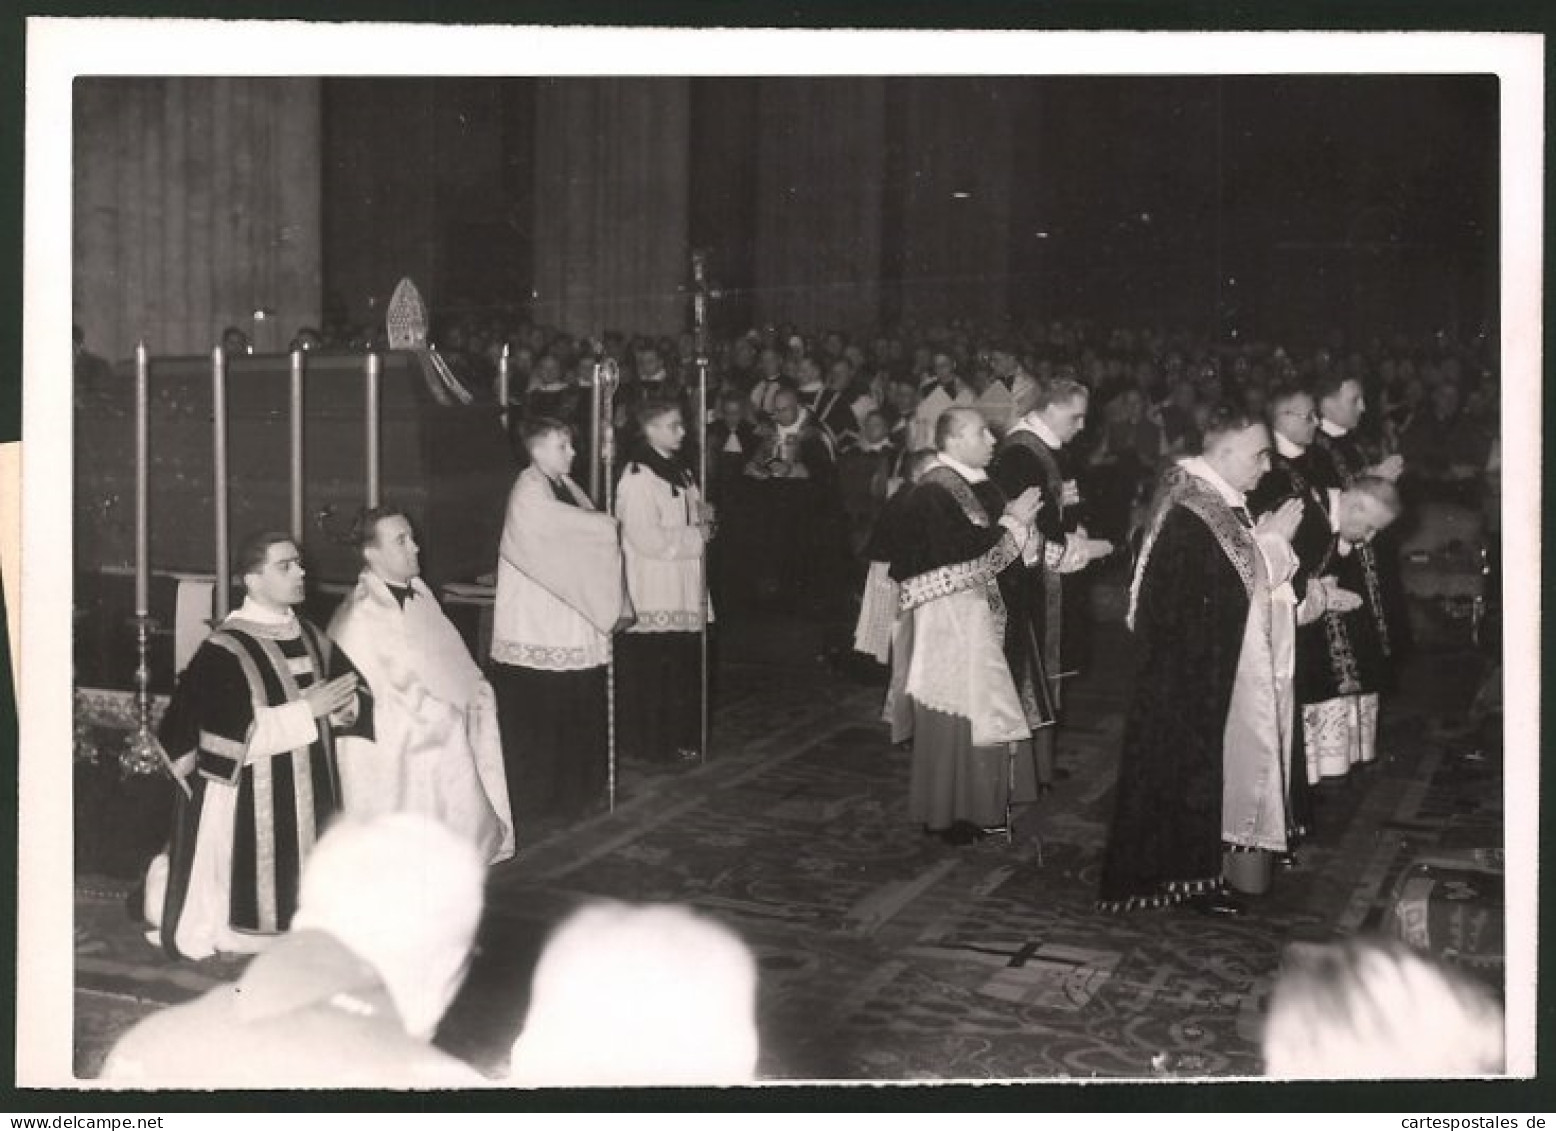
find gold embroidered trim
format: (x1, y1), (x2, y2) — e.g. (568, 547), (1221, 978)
(919, 465), (994, 528)
(1096, 876), (1223, 914)
(1129, 470), (1256, 628)
(898, 534), (1020, 616)
(292, 745), (317, 862)
(251, 751), (278, 933)
(1356, 541), (1392, 657)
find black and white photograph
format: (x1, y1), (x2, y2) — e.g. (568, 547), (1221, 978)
(18, 20), (1541, 1094)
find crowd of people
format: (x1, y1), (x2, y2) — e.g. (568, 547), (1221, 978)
(115, 304), (1503, 1083)
(237, 310), (1497, 598)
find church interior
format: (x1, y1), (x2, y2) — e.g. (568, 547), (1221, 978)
(60, 66), (1518, 1090)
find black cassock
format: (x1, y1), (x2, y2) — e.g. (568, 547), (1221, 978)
(1097, 493), (1249, 911)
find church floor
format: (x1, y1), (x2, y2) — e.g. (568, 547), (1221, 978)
(71, 609), (1502, 1085)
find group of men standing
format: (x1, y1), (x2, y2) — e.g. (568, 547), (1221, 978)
(145, 398), (713, 961)
(877, 379), (1114, 844)
(875, 365), (1402, 914)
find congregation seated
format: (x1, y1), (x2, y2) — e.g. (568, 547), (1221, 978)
(305, 301), (1499, 645)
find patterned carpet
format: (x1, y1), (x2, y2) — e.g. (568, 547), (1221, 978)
(72, 613), (1499, 1085)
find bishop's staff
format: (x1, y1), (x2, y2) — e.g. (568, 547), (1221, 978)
(691, 250), (713, 766)
(592, 352), (623, 810)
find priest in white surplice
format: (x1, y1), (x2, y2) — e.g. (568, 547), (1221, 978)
(329, 506), (515, 864)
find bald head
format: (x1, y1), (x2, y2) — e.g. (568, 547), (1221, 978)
(936, 408), (997, 470)
(934, 406), (984, 450)
(771, 387), (800, 426)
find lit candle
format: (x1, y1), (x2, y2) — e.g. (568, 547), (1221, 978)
(133, 341), (150, 618)
(289, 348), (305, 540)
(498, 342), (511, 429)
(365, 351), (381, 508)
(212, 346), (230, 620)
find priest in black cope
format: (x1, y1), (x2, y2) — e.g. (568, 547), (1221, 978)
(1097, 407), (1303, 916)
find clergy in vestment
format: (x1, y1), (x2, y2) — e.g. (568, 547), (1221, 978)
(1308, 373), (1406, 774)
(707, 392), (761, 504)
(146, 532), (358, 960)
(988, 344), (1041, 420)
(748, 347), (791, 420)
(990, 376), (1113, 785)
(490, 417), (631, 823)
(1097, 407), (1304, 915)
(616, 399), (713, 765)
(1276, 473), (1404, 783)
(809, 358), (863, 449)
(1247, 385), (1366, 843)
(886, 407), (1049, 844)
(328, 506), (515, 864)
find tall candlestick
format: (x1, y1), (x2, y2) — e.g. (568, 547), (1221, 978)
(365, 351), (381, 508)
(498, 342), (511, 434)
(212, 346), (230, 620)
(289, 348), (305, 540)
(133, 341), (150, 618)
